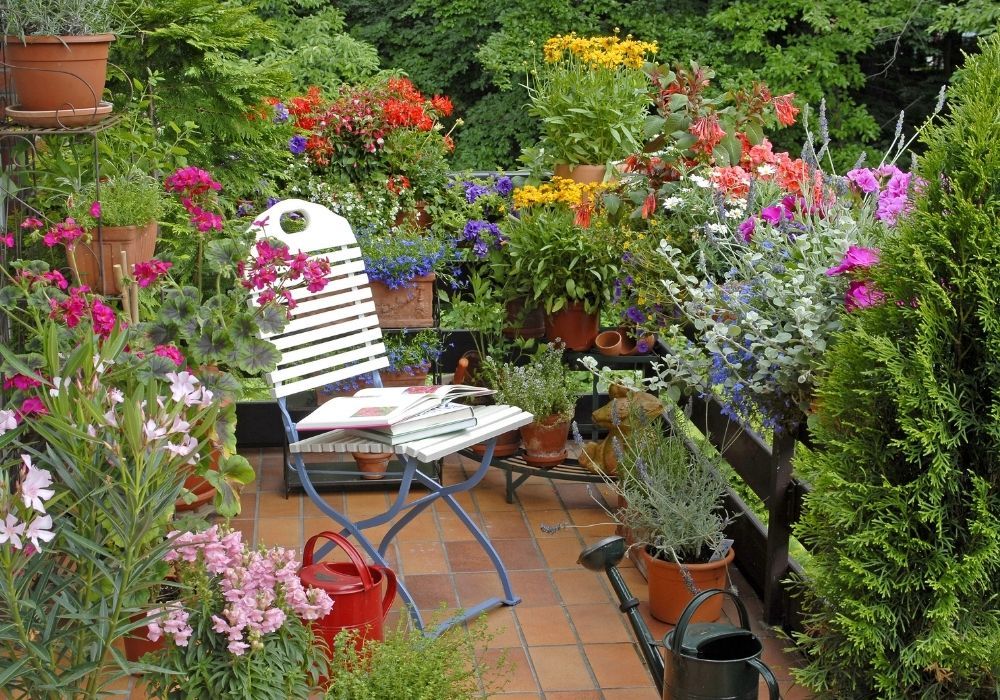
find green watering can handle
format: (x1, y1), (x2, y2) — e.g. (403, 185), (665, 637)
(747, 657), (780, 700)
(673, 588), (751, 649)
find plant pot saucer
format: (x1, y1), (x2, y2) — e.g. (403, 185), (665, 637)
(5, 101), (113, 128)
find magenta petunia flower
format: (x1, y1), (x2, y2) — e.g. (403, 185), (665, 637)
(826, 245), (881, 276)
(845, 280), (885, 312)
(738, 216), (756, 242)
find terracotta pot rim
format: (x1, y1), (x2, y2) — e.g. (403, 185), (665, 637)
(641, 544), (735, 570)
(371, 273), (436, 287)
(4, 33), (116, 45)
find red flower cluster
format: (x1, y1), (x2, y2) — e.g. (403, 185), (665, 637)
(48, 286), (117, 338)
(165, 167), (224, 233)
(133, 259), (173, 288)
(25, 217), (86, 249)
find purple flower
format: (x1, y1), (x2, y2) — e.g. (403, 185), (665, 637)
(845, 280), (885, 312)
(738, 217), (756, 242)
(625, 306), (646, 324)
(876, 193), (909, 226)
(493, 176), (513, 197)
(236, 201), (255, 217)
(288, 135), (307, 155)
(273, 103), (289, 124)
(846, 168), (880, 194)
(266, 196), (280, 208)
(760, 204), (791, 226)
(464, 182), (489, 203)
(826, 245), (881, 276)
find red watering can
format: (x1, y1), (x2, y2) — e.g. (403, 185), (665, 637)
(299, 531), (397, 654)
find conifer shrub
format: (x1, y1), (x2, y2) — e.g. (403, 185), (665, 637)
(792, 35), (1000, 699)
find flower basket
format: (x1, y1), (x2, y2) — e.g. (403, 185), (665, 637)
(370, 274), (435, 328)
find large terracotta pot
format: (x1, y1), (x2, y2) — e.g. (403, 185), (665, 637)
(502, 299), (546, 340)
(369, 273), (435, 328)
(471, 429), (521, 459)
(520, 415), (570, 468)
(544, 302), (600, 351)
(4, 34), (114, 120)
(641, 545), (735, 624)
(74, 220), (158, 295)
(553, 163), (609, 185)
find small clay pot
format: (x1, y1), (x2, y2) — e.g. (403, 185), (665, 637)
(520, 416), (570, 468)
(352, 452), (393, 480)
(595, 330), (625, 356)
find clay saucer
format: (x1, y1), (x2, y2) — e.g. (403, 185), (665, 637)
(5, 101), (113, 128)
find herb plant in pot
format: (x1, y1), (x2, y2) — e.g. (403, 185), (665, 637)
(68, 171), (166, 294)
(486, 343), (575, 468)
(610, 403), (735, 624)
(505, 184), (622, 350)
(527, 32), (657, 182)
(2, 0), (121, 126)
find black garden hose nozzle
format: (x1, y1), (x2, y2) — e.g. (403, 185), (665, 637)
(579, 536), (665, 693)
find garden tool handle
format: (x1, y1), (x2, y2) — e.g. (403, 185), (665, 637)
(377, 566), (398, 615)
(747, 657), (781, 700)
(303, 531), (374, 590)
(673, 588), (751, 651)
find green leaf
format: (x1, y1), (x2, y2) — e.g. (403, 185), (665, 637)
(234, 337), (282, 374)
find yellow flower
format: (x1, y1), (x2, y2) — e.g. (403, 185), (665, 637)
(542, 33), (657, 70)
(512, 177), (609, 210)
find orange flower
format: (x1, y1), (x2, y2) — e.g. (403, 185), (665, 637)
(773, 93), (799, 127)
(431, 95), (454, 117)
(689, 114), (725, 155)
(747, 138), (776, 169)
(710, 166), (751, 198)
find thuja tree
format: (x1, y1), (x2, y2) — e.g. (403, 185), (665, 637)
(792, 36), (1000, 698)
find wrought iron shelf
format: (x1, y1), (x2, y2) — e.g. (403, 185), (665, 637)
(0, 111), (124, 138)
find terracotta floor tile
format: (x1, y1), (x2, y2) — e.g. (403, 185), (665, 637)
(554, 482), (606, 510)
(545, 692), (604, 700)
(523, 508), (576, 538)
(257, 491), (303, 518)
(584, 642), (651, 689)
(567, 507), (619, 537)
(436, 509), (484, 541)
(239, 491), (257, 516)
(474, 483), (522, 511)
(603, 688), (658, 699)
(344, 491), (390, 517)
(637, 601), (672, 643)
(454, 571), (513, 608)
(507, 570), (560, 607)
(302, 493), (347, 518)
(552, 569), (611, 605)
(515, 605), (576, 646)
(514, 485), (561, 510)
(229, 518), (255, 542)
(477, 605), (522, 648)
(392, 513), (441, 543)
(492, 694), (541, 700)
(396, 540), (448, 575)
(567, 602), (634, 644)
(481, 510), (532, 539)
(256, 517), (302, 550)
(483, 647), (538, 694)
(528, 644), (595, 691)
(446, 539), (543, 573)
(401, 573), (457, 610)
(537, 537), (587, 570)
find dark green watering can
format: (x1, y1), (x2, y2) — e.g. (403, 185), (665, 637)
(578, 536), (781, 700)
(663, 589), (779, 700)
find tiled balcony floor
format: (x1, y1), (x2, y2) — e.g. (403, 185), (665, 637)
(233, 447), (813, 699)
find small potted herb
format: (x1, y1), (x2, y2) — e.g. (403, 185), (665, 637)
(484, 343), (575, 467)
(68, 171), (166, 294)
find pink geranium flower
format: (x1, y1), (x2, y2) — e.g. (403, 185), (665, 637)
(89, 201), (102, 218)
(826, 246), (881, 276)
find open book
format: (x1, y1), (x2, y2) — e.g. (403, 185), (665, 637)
(296, 384), (494, 431)
(348, 404), (477, 445)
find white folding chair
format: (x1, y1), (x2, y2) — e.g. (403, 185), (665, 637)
(251, 199), (533, 635)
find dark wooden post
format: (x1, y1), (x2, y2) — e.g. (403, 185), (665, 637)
(763, 429), (795, 623)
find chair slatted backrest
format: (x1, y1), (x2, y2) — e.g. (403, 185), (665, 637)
(251, 199), (388, 399)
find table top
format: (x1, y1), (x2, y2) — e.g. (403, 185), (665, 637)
(290, 404), (534, 462)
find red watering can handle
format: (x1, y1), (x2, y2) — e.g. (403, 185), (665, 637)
(376, 566), (398, 616)
(303, 531), (374, 591)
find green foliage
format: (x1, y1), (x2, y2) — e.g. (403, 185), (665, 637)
(792, 35), (1000, 698)
(110, 0), (292, 200)
(484, 343), (575, 421)
(2, 0), (118, 36)
(71, 171), (166, 227)
(255, 1), (380, 91)
(325, 615), (508, 699)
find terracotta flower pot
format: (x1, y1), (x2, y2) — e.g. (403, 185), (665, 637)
(544, 302), (600, 351)
(124, 612), (165, 663)
(352, 451), (393, 480)
(369, 274), (435, 328)
(502, 299), (546, 340)
(553, 163), (610, 185)
(471, 428), (521, 459)
(641, 545), (735, 624)
(4, 34), (114, 122)
(74, 220), (158, 295)
(595, 329), (625, 356)
(520, 415), (570, 468)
